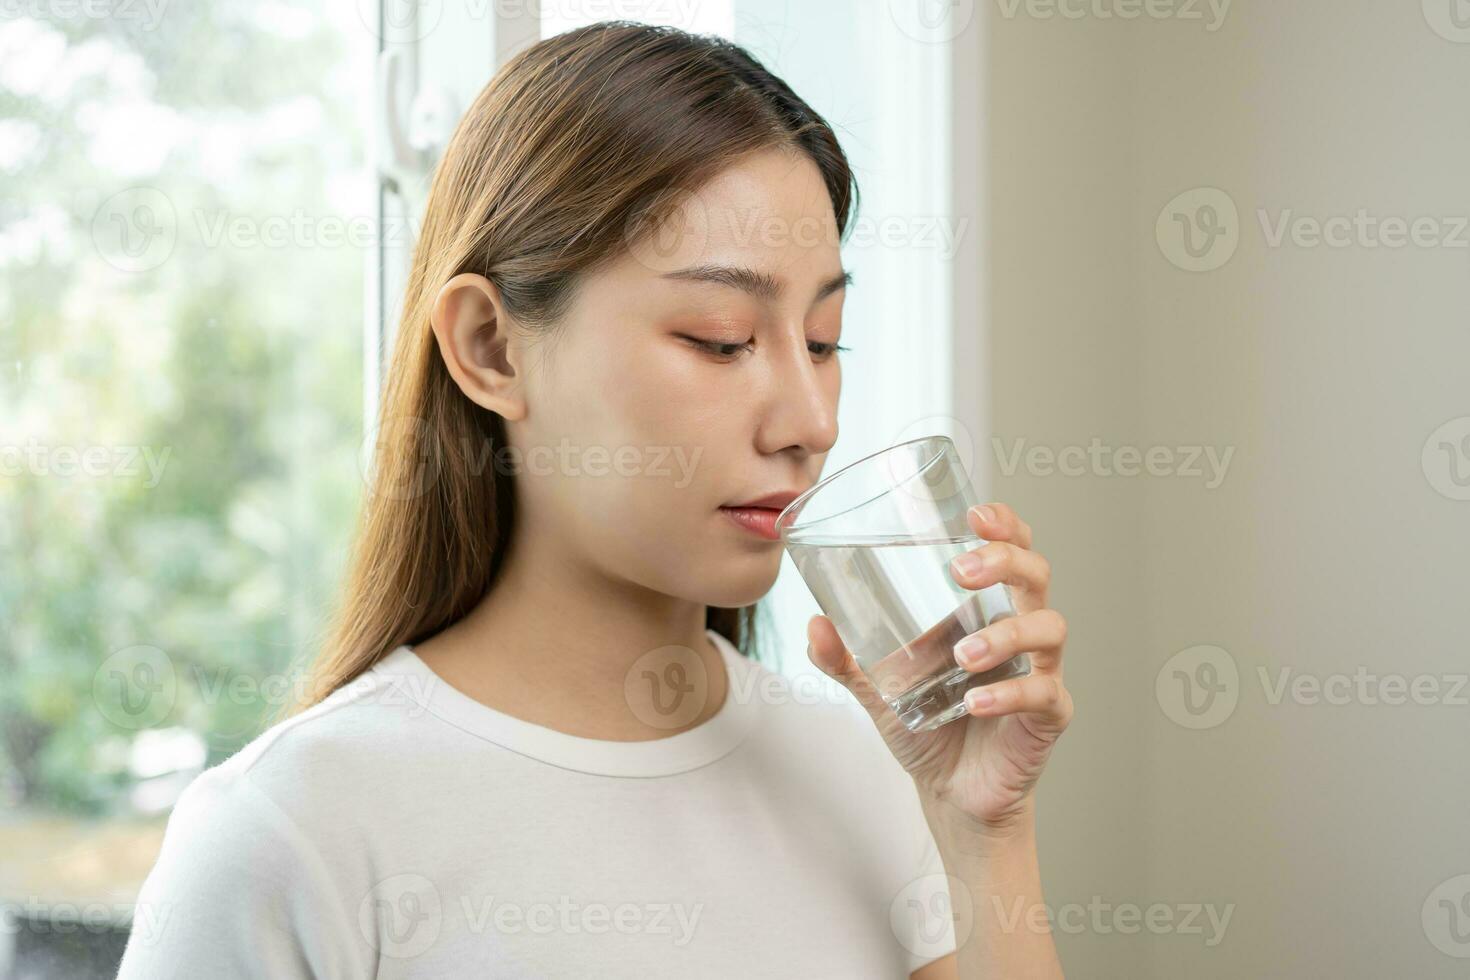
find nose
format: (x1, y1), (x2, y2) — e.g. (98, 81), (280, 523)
(753, 329), (839, 458)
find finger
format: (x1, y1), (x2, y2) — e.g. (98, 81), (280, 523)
(964, 671), (1073, 730)
(952, 608), (1067, 674)
(806, 613), (849, 676)
(806, 615), (891, 725)
(967, 501), (1033, 551)
(949, 540), (1051, 602)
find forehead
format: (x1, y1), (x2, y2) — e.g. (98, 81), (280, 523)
(617, 147), (844, 289)
(697, 148), (840, 248)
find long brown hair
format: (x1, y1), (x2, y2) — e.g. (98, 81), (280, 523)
(283, 21), (858, 717)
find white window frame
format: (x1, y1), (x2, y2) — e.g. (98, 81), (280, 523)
(367, 1), (536, 427)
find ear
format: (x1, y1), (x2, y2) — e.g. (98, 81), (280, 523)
(428, 273), (527, 421)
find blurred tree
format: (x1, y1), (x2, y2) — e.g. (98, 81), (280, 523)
(0, 1), (369, 817)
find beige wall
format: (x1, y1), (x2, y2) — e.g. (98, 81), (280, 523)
(986, 0), (1470, 975)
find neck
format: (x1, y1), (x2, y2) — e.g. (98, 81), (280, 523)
(410, 527), (729, 741)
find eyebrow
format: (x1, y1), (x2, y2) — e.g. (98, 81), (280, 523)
(661, 264), (853, 305)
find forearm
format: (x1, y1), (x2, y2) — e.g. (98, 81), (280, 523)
(920, 795), (1064, 980)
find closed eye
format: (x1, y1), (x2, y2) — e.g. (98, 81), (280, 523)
(680, 336), (754, 360)
(680, 335), (850, 361)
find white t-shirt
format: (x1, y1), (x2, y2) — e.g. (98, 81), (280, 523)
(116, 629), (957, 978)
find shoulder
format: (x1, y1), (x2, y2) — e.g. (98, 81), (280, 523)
(144, 658), (429, 889)
(144, 674), (389, 877)
(146, 752), (313, 890)
(117, 669), (415, 974)
(119, 765), (373, 977)
(212, 653), (439, 811)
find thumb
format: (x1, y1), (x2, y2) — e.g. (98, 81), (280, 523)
(807, 615), (890, 723)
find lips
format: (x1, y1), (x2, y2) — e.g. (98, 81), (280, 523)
(726, 490), (801, 511)
(719, 505), (785, 541)
(719, 490), (804, 542)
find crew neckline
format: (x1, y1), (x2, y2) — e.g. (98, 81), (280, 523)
(369, 628), (761, 778)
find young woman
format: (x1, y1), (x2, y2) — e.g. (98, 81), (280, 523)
(118, 22), (1072, 979)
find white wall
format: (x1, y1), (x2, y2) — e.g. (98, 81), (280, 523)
(988, 0), (1470, 975)
(985, 7), (1148, 977)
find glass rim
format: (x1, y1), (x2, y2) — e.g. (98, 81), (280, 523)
(775, 434), (953, 540)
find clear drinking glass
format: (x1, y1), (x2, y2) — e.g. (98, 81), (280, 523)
(776, 435), (1028, 732)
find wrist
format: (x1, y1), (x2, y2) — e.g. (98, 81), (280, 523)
(920, 792), (1038, 855)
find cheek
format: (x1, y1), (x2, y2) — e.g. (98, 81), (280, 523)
(596, 339), (736, 449)
(525, 338), (728, 524)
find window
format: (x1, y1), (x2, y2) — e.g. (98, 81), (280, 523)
(1, 0), (372, 971)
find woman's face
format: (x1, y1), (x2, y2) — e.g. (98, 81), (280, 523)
(508, 147), (845, 607)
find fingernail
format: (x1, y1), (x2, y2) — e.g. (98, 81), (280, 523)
(951, 553), (984, 578)
(954, 634), (989, 666)
(972, 505), (996, 524)
(967, 688), (996, 709)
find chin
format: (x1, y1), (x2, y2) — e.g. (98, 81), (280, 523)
(697, 554), (783, 608)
